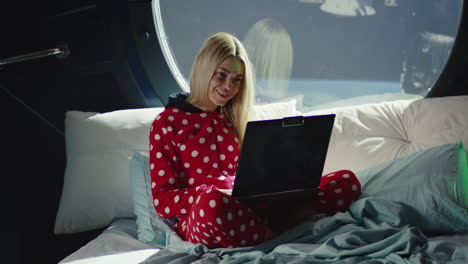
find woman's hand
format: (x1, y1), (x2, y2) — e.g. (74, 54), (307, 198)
(218, 189), (232, 196)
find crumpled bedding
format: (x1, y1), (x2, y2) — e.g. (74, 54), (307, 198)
(140, 197), (468, 264)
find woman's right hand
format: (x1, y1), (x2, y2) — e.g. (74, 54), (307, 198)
(218, 189), (232, 196)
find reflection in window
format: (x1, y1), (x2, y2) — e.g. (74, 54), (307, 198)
(243, 18), (293, 102)
(401, 32), (455, 95)
(320, 0), (376, 16)
(152, 0), (462, 111)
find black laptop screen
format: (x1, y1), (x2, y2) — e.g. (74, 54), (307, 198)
(233, 114), (335, 199)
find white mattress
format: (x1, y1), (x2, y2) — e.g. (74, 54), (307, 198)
(59, 219), (160, 264)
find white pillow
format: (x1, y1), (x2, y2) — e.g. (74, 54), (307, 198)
(253, 97), (298, 120)
(303, 96), (468, 175)
(54, 107), (164, 234)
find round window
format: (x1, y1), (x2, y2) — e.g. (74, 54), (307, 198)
(152, 0), (463, 111)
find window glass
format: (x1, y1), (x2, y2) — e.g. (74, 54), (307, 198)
(152, 0), (462, 111)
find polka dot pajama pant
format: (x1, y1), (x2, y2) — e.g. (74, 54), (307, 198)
(177, 188), (268, 248)
(177, 170), (360, 248)
(310, 170), (361, 216)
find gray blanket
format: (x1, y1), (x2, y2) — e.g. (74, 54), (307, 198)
(141, 197), (468, 264)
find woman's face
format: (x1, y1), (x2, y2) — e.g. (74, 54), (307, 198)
(203, 56), (244, 112)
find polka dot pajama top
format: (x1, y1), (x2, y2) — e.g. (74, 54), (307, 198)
(149, 94), (361, 248)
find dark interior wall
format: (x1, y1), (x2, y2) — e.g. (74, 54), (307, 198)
(428, 0), (468, 97)
(0, 1), (155, 263)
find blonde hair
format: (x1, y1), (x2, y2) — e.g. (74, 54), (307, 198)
(188, 32), (255, 146)
(243, 18), (293, 99)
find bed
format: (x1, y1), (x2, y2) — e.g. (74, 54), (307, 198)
(55, 96), (468, 263)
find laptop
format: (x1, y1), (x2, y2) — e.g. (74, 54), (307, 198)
(231, 114), (335, 227)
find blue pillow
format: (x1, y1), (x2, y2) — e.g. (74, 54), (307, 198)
(356, 142), (468, 235)
(129, 152), (206, 253)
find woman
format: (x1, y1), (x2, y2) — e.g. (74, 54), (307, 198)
(149, 32), (361, 248)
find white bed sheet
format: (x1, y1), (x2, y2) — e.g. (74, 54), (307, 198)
(59, 219), (160, 264)
(59, 218), (468, 264)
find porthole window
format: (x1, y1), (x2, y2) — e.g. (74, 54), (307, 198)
(152, 0), (463, 111)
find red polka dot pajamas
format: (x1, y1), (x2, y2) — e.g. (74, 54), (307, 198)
(149, 101), (361, 248)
